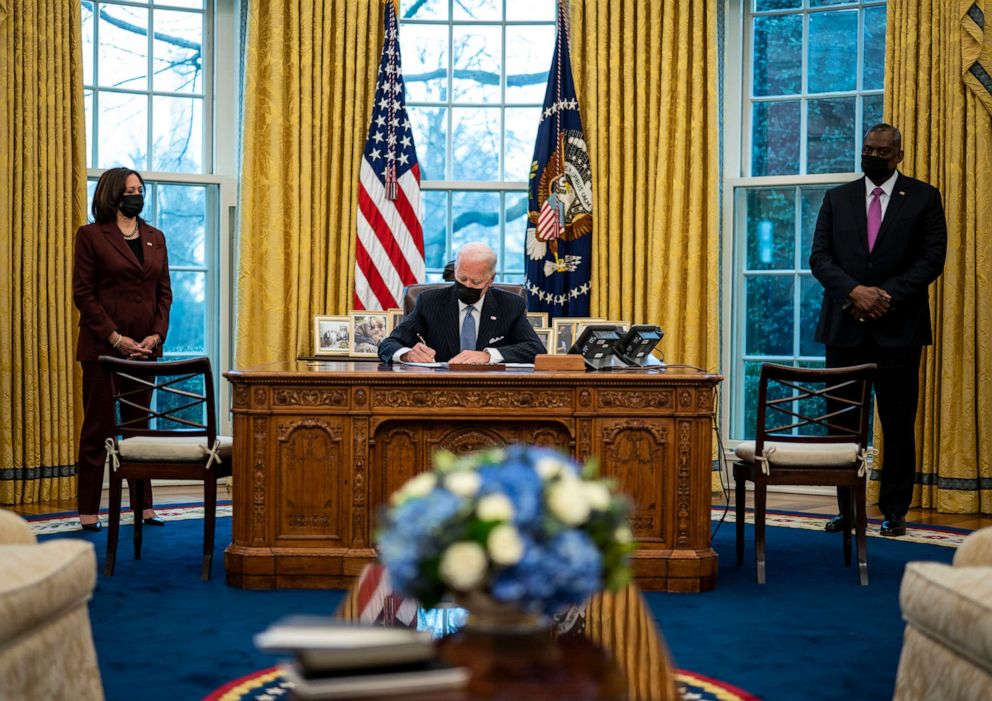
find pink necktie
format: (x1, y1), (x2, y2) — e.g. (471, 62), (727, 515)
(867, 187), (883, 252)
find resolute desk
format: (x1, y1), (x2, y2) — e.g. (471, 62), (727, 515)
(224, 361), (722, 591)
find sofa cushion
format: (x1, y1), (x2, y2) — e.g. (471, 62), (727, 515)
(953, 526), (992, 568)
(117, 435), (233, 462)
(0, 541), (97, 646)
(734, 440), (860, 468)
(900, 562), (992, 677)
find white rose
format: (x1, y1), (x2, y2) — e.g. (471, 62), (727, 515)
(392, 472), (436, 505)
(614, 526), (633, 544)
(583, 481), (611, 511)
(547, 478), (591, 525)
(444, 470), (480, 497)
(535, 457), (567, 480)
(476, 493), (515, 522)
(487, 523), (524, 565)
(439, 541), (488, 590)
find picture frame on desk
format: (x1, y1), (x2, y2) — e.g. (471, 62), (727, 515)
(386, 309), (405, 334)
(533, 326), (555, 355)
(314, 316), (351, 356)
(551, 318), (603, 354)
(578, 320), (629, 335)
(526, 312), (548, 328)
(350, 311), (390, 357)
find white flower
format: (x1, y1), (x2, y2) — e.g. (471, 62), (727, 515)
(476, 493), (515, 522)
(547, 478), (591, 525)
(487, 523), (524, 565)
(614, 526), (633, 544)
(391, 472), (436, 505)
(583, 481), (611, 511)
(439, 541), (488, 590)
(444, 470), (480, 497)
(535, 457), (567, 480)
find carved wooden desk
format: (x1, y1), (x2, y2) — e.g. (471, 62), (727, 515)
(224, 361), (722, 592)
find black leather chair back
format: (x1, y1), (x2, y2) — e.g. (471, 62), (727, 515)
(402, 282), (526, 314)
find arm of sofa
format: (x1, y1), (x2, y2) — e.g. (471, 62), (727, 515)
(953, 525), (992, 568)
(0, 509), (37, 545)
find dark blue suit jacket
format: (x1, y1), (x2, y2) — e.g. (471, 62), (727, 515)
(809, 174), (946, 348)
(378, 284), (545, 363)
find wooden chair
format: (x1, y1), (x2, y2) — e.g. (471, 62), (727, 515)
(99, 356), (232, 580)
(401, 282), (526, 314)
(733, 362), (876, 585)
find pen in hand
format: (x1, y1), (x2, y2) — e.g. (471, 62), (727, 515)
(414, 333), (436, 361)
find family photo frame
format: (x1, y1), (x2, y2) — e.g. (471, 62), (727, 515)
(350, 311), (390, 357)
(313, 316), (351, 356)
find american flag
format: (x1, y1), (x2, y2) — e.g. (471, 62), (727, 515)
(354, 2), (424, 311)
(355, 564), (418, 628)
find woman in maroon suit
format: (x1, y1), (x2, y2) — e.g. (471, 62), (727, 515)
(72, 168), (172, 531)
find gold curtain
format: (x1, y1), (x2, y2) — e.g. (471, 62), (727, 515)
(569, 0), (720, 372)
(236, 0), (385, 367)
(0, 0), (87, 504)
(877, 1), (992, 513)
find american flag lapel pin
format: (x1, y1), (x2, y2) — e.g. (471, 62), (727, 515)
(490, 315), (497, 320)
(899, 191), (906, 196)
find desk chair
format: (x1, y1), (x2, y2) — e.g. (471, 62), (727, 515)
(99, 356), (232, 580)
(733, 362), (876, 585)
(401, 282), (526, 314)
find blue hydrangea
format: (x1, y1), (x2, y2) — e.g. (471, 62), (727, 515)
(477, 462), (543, 527)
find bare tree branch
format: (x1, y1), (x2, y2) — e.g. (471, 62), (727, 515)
(83, 1), (202, 52)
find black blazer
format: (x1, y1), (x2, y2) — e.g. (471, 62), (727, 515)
(809, 174), (946, 348)
(378, 284), (545, 363)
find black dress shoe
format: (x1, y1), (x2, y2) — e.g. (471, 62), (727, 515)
(823, 515), (851, 533)
(143, 515), (166, 526)
(80, 521), (102, 532)
(880, 518), (906, 537)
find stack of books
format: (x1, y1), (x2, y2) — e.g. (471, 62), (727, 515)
(254, 616), (470, 699)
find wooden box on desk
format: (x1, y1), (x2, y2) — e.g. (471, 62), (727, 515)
(533, 354), (585, 371)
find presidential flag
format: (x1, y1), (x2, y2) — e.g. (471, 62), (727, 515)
(525, 0), (593, 318)
(354, 1), (425, 311)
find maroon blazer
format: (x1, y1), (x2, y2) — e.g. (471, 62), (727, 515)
(72, 221), (172, 362)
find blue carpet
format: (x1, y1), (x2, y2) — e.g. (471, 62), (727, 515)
(43, 514), (954, 701)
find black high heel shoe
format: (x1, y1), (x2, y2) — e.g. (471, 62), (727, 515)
(143, 515), (166, 526)
(80, 521), (102, 532)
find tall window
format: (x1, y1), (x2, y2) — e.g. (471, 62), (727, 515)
(728, 0), (887, 437)
(399, 0), (556, 281)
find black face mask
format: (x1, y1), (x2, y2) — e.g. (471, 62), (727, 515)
(119, 194), (144, 218)
(455, 280), (483, 305)
(861, 155), (893, 184)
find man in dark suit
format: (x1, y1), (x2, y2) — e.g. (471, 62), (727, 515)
(809, 123), (947, 537)
(378, 242), (545, 364)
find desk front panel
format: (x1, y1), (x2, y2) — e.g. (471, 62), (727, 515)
(224, 362), (721, 591)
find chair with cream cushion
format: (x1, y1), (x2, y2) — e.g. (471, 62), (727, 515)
(0, 509), (104, 700)
(893, 526), (992, 700)
(99, 355), (232, 580)
(733, 362), (876, 585)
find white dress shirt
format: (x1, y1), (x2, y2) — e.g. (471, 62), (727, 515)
(865, 169), (899, 220)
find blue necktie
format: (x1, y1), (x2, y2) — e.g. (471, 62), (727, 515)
(460, 306), (476, 352)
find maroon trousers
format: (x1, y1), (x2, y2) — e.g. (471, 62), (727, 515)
(77, 360), (153, 515)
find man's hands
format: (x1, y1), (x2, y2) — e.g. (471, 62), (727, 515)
(848, 285), (892, 321)
(449, 350), (491, 365)
(400, 342), (436, 363)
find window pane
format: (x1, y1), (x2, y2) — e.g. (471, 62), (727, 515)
(451, 191), (500, 253)
(153, 10), (204, 94)
(808, 10), (858, 93)
(422, 190), (448, 270)
(800, 275), (825, 357)
(746, 189), (795, 271)
(408, 106), (447, 181)
(155, 0), (204, 9)
(84, 90), (93, 168)
(807, 97), (855, 174)
(809, 0), (856, 7)
(755, 0), (801, 10)
(863, 6), (887, 91)
(453, 0), (500, 21)
(506, 0), (555, 21)
(165, 270), (206, 353)
(504, 107), (541, 182)
(800, 187), (828, 266)
(752, 15), (802, 97)
(98, 5), (149, 90)
(157, 184), (206, 267)
(505, 25), (553, 104)
(401, 25), (448, 102)
(741, 360), (767, 440)
(751, 100), (800, 176)
(451, 107), (500, 180)
(154, 372), (205, 431)
(452, 27), (501, 103)
(504, 193), (528, 273)
(862, 94), (884, 134)
(745, 275), (794, 355)
(98, 92), (148, 170)
(151, 96), (203, 172)
(82, 3), (94, 86)
(400, 0), (447, 20)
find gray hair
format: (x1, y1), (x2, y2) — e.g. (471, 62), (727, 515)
(865, 122), (902, 149)
(455, 242), (498, 274)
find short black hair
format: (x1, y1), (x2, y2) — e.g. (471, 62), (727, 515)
(865, 123), (902, 150)
(91, 167), (145, 223)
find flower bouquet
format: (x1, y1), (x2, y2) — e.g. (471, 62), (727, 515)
(376, 445), (634, 619)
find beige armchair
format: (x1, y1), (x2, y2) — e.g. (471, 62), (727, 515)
(893, 525), (992, 701)
(0, 509), (104, 701)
